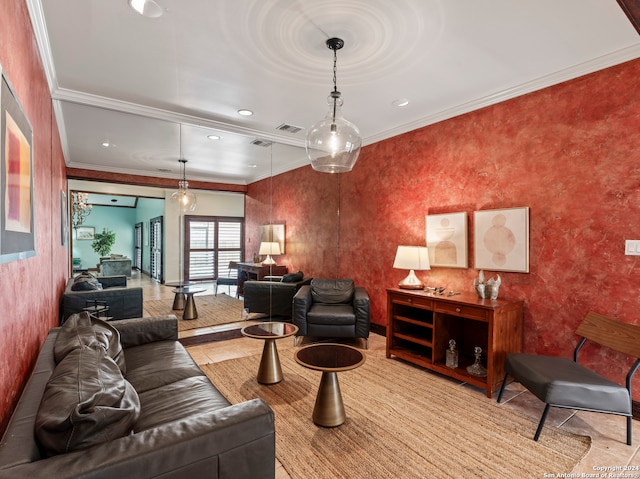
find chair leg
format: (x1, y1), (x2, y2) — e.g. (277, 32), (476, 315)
(496, 373), (509, 403)
(534, 404), (551, 441)
(627, 415), (633, 446)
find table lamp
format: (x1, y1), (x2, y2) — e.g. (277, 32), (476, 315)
(393, 246), (430, 289)
(259, 241), (281, 265)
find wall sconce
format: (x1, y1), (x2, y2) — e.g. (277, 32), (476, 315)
(393, 246), (430, 289)
(259, 241), (281, 265)
(71, 191), (92, 230)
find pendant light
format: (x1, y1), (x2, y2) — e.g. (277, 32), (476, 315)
(170, 125), (197, 213)
(306, 37), (361, 173)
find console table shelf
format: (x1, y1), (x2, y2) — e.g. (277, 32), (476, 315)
(386, 288), (523, 398)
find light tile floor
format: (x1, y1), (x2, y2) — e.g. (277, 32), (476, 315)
(130, 272), (640, 477)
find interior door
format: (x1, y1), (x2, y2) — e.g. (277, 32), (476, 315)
(150, 216), (163, 283)
(134, 222), (143, 271)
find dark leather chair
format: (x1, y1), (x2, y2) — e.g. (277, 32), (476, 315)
(243, 273), (311, 319)
(497, 311), (640, 445)
(215, 261), (238, 297)
(293, 278), (370, 348)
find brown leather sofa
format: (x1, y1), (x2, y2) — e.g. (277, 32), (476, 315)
(0, 314), (275, 479)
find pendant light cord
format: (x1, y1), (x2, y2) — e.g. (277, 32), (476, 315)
(335, 173), (341, 280)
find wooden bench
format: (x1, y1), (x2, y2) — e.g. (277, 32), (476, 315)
(497, 311), (640, 445)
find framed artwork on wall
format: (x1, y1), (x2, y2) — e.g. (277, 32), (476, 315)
(474, 207), (529, 273)
(0, 63), (36, 264)
(61, 191), (68, 247)
(76, 226), (95, 240)
(425, 212), (468, 268)
(259, 223), (285, 254)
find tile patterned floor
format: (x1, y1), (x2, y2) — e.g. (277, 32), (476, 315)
(131, 272), (640, 478)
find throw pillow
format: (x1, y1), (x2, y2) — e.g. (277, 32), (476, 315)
(35, 345), (140, 456)
(311, 278), (355, 304)
(71, 273), (103, 291)
(281, 271), (304, 283)
(54, 312), (126, 373)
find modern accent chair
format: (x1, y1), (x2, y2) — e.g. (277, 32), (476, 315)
(497, 311), (640, 445)
(293, 278), (370, 348)
(215, 261), (239, 297)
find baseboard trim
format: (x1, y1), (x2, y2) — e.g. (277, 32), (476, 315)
(370, 323), (386, 337)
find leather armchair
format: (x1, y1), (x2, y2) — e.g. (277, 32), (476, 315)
(243, 276), (311, 319)
(293, 278), (370, 348)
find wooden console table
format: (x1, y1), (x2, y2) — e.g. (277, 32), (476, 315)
(386, 288), (523, 397)
(237, 262), (287, 296)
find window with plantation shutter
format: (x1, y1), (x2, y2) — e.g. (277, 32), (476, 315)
(184, 216), (243, 282)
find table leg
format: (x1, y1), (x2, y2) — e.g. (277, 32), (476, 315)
(183, 293), (198, 320)
(172, 292), (186, 310)
(312, 371), (345, 427)
(257, 339), (283, 384)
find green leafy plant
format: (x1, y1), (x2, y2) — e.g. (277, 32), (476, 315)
(91, 228), (116, 257)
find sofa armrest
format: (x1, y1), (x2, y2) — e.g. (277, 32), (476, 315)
(97, 275), (127, 288)
(353, 286), (370, 338)
(0, 399), (275, 479)
(293, 285), (313, 335)
(113, 315), (179, 348)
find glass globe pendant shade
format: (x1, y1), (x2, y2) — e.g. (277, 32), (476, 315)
(170, 179), (197, 213)
(306, 91), (361, 173)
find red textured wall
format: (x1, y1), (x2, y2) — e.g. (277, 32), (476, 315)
(0, 1), (68, 433)
(247, 58), (640, 391)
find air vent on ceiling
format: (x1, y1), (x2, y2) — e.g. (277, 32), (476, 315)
(157, 168), (172, 173)
(276, 123), (304, 134)
(250, 139), (273, 147)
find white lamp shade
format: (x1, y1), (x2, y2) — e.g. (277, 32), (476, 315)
(259, 242), (281, 256)
(393, 246), (430, 271)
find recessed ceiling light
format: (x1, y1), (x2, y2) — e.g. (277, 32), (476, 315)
(129, 0), (163, 18)
(247, 164), (257, 168)
(207, 134), (221, 140)
(392, 98), (410, 107)
(237, 109), (253, 116)
(102, 141), (110, 147)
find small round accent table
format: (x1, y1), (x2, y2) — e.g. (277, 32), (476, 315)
(165, 281), (195, 310)
(241, 322), (299, 384)
(171, 286), (205, 320)
(294, 343), (365, 427)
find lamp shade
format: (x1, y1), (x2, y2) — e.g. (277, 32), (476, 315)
(259, 241), (281, 265)
(393, 246), (430, 290)
(259, 242), (281, 256)
(393, 246), (430, 271)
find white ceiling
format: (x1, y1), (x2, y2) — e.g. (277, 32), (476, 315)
(27, 0), (640, 185)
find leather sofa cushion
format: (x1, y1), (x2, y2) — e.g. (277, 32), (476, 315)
(311, 278), (354, 304)
(54, 312), (126, 373)
(124, 341), (205, 393)
(281, 271), (304, 283)
(134, 376), (231, 432)
(307, 304), (355, 325)
(71, 273), (103, 291)
(35, 345), (140, 456)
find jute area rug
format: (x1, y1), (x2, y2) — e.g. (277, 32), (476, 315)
(143, 293), (243, 332)
(203, 352), (591, 479)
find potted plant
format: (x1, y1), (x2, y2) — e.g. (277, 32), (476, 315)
(92, 228), (116, 257)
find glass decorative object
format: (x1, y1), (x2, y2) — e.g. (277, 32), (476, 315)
(466, 346), (487, 377)
(445, 339), (458, 369)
